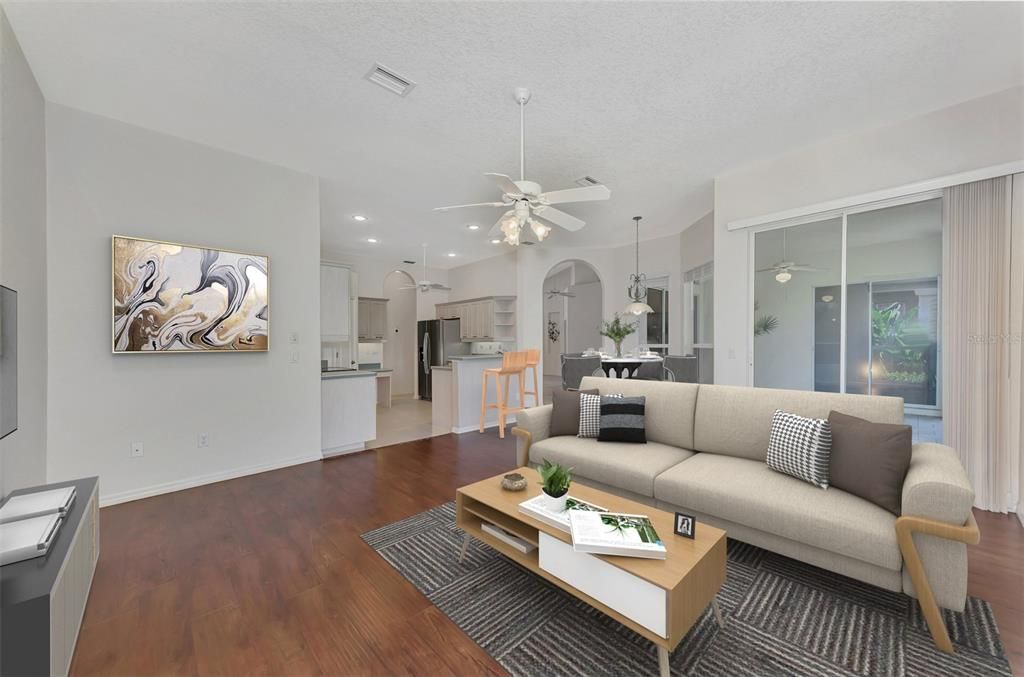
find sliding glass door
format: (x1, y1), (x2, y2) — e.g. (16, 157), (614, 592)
(752, 196), (942, 417)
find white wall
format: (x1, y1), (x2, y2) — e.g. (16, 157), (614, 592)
(0, 10), (47, 497)
(446, 250), (518, 300)
(680, 211), (713, 274)
(714, 86), (1024, 385)
(382, 270), (416, 395)
(45, 104), (322, 504)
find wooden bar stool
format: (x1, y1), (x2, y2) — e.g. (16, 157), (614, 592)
(523, 348), (540, 407)
(480, 351), (528, 438)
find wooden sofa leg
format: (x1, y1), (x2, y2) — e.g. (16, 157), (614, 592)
(895, 512), (980, 655)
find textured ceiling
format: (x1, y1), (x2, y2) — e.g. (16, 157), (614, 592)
(5, 2), (1022, 268)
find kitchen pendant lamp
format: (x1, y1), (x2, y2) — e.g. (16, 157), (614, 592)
(625, 216), (653, 315)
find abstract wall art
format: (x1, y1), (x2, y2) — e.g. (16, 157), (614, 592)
(112, 236), (269, 353)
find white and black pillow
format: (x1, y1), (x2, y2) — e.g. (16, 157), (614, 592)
(598, 396), (647, 443)
(766, 409), (832, 489)
(578, 392), (622, 438)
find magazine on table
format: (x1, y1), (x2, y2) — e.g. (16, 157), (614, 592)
(518, 494), (607, 533)
(568, 511), (667, 559)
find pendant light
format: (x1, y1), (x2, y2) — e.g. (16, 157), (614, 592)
(624, 216), (653, 315)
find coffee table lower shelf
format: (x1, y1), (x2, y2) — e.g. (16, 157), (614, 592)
(455, 490), (725, 677)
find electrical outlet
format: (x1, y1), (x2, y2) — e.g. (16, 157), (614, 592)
(197, 433), (209, 448)
(288, 332), (299, 344)
(130, 441), (144, 457)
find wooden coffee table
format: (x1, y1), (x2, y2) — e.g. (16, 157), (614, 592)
(456, 468), (727, 677)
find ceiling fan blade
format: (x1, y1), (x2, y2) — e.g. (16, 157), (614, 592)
(488, 211), (513, 237)
(433, 201), (506, 212)
(484, 173), (524, 198)
(788, 265), (823, 272)
(755, 267), (780, 273)
(539, 184), (611, 205)
(536, 207), (584, 232)
(429, 283), (452, 291)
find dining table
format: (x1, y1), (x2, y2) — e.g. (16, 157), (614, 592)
(596, 355), (664, 379)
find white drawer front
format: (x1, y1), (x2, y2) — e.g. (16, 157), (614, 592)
(538, 532), (667, 637)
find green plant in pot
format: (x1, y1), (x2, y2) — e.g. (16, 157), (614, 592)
(538, 459), (573, 513)
(599, 313), (637, 358)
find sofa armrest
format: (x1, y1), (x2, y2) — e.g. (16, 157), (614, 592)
(901, 443), (974, 523)
(514, 405), (552, 467)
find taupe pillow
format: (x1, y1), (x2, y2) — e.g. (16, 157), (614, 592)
(550, 389), (598, 437)
(828, 410), (912, 515)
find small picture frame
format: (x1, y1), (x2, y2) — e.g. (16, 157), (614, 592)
(674, 512), (696, 539)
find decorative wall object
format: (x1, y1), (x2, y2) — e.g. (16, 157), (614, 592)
(112, 236), (269, 352)
(547, 320), (561, 343)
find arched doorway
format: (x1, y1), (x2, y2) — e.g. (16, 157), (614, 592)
(541, 260), (603, 399)
(382, 270), (417, 396)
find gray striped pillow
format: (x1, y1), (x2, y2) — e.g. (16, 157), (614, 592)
(597, 396), (647, 443)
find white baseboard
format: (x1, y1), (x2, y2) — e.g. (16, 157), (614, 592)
(99, 451), (323, 507)
(322, 442), (366, 457)
(452, 417), (519, 435)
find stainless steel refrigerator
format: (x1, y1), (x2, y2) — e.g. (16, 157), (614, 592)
(418, 318), (468, 400)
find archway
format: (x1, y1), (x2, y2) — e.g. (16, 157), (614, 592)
(541, 260), (603, 398)
(382, 270), (417, 396)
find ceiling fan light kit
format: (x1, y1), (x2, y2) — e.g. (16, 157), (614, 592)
(433, 87), (610, 247)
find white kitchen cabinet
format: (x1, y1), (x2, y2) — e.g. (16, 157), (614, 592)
(358, 298), (388, 340)
(320, 264), (352, 340)
(436, 296), (515, 342)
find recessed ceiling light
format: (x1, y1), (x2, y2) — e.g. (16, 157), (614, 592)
(447, 252), (457, 257)
(491, 239), (501, 244)
(353, 215), (368, 222)
(366, 238), (378, 244)
(466, 224), (480, 231)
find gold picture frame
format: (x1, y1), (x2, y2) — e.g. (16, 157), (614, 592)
(112, 235), (270, 353)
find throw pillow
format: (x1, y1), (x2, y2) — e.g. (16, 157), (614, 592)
(828, 410), (912, 515)
(549, 389), (599, 437)
(578, 392), (622, 438)
(598, 396), (647, 443)
(766, 409), (832, 489)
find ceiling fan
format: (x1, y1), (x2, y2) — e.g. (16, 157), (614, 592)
(756, 231), (823, 283)
(546, 289), (576, 299)
(433, 87), (611, 245)
(401, 245), (451, 293)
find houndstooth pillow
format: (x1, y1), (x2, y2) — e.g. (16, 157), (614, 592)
(578, 392), (622, 438)
(766, 409), (832, 489)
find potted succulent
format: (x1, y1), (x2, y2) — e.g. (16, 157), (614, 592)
(537, 459), (573, 513)
(599, 313), (637, 358)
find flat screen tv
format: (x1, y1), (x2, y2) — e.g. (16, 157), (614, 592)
(0, 285), (16, 440)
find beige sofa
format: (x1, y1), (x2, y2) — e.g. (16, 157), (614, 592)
(514, 377), (977, 652)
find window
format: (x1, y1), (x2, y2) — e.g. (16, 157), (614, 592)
(684, 262), (713, 351)
(640, 277), (669, 355)
(752, 197), (942, 417)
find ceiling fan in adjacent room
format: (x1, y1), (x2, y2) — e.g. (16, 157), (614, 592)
(546, 289), (576, 299)
(756, 231), (823, 283)
(401, 245), (452, 293)
(433, 87), (611, 246)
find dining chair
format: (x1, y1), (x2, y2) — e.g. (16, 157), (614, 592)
(663, 354), (699, 383)
(560, 354), (603, 391)
(480, 351), (528, 438)
(523, 348), (540, 407)
(634, 360), (667, 380)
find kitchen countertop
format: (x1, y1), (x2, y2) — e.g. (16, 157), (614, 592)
(431, 365), (452, 371)
(321, 370), (377, 380)
(448, 354), (503, 361)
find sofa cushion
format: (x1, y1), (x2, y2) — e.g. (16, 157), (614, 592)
(579, 376), (698, 449)
(530, 436), (694, 497)
(549, 388), (597, 437)
(598, 396), (646, 443)
(654, 453), (901, 571)
(828, 411), (912, 515)
(693, 384), (904, 462)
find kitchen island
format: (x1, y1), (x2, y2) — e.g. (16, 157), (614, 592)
(321, 370), (377, 456)
(432, 355), (524, 434)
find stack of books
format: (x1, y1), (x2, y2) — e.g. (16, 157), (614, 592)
(518, 493), (666, 560)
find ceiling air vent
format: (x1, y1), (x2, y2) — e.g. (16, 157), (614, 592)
(575, 176), (602, 187)
(365, 63), (416, 97)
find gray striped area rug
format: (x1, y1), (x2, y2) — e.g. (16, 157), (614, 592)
(362, 502), (1010, 676)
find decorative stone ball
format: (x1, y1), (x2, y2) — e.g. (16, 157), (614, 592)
(501, 473), (528, 491)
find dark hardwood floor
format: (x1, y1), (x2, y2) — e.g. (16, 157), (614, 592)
(71, 433), (1024, 676)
